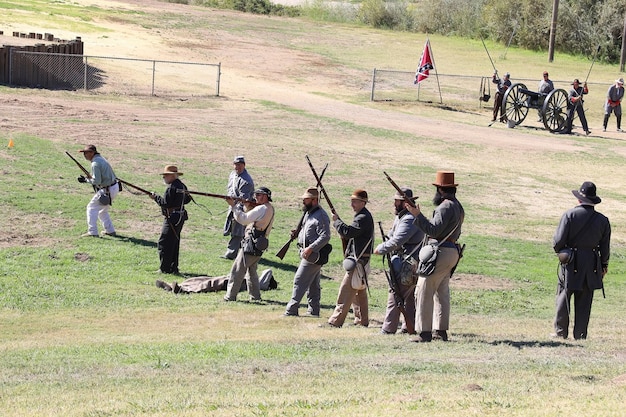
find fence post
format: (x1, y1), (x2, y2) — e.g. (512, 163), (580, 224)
(84, 56), (88, 91)
(151, 60), (156, 96)
(370, 68), (376, 101)
(216, 62), (221, 97)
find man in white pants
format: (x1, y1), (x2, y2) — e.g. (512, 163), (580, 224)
(77, 144), (119, 237)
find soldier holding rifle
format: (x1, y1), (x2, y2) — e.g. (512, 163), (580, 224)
(223, 187), (275, 302)
(223, 156), (254, 260)
(375, 187), (423, 335)
(283, 187), (331, 317)
(325, 189), (374, 328)
(150, 165), (191, 275)
(405, 171), (464, 343)
(75, 144), (120, 237)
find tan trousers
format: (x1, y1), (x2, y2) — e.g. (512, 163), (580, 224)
(328, 261), (370, 327)
(414, 246), (459, 333)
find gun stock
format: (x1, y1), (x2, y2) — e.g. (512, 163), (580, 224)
(383, 171), (417, 208)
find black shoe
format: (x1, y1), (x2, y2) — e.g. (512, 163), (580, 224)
(410, 332), (432, 343)
(557, 130), (571, 135)
(155, 280), (173, 292)
(432, 330), (448, 341)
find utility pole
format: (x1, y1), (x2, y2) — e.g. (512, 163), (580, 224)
(548, 0), (559, 62)
(619, 14), (626, 72)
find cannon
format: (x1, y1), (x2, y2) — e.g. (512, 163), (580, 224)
(500, 83), (568, 133)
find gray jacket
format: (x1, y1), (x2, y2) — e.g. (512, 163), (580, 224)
(223, 168), (254, 237)
(414, 196), (464, 244)
(299, 205), (331, 254)
(375, 210), (424, 259)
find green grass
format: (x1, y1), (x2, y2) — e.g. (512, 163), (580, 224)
(1, 1), (626, 416)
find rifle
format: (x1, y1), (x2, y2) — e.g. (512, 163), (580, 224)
(66, 150), (98, 192)
(305, 155), (346, 254)
(117, 178), (152, 195)
(275, 162), (328, 260)
(383, 171), (417, 208)
(177, 189), (259, 207)
(118, 178), (181, 240)
(378, 221), (414, 335)
(65, 151), (91, 178)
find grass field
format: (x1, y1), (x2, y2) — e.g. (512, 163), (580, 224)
(1, 0), (625, 416)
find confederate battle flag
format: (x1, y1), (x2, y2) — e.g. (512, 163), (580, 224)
(414, 39), (434, 84)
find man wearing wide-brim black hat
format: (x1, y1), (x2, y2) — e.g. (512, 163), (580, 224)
(552, 181), (611, 340)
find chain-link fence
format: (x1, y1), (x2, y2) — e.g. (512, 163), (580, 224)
(370, 68), (489, 107)
(8, 51), (221, 97)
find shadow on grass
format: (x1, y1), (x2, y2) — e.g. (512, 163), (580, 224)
(452, 333), (579, 349)
(109, 234), (157, 248)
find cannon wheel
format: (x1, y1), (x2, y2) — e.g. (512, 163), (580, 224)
(542, 88), (568, 133)
(502, 83), (528, 126)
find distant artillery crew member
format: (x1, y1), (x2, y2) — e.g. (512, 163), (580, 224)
(77, 144), (120, 237)
(375, 187), (424, 335)
(284, 187), (331, 317)
(151, 165), (190, 275)
(603, 78), (624, 132)
(552, 182), (610, 340)
(223, 155), (254, 260)
(492, 72), (511, 122)
(406, 171), (464, 343)
(537, 71), (554, 120)
(560, 79), (590, 135)
(223, 187), (275, 302)
(326, 189), (374, 328)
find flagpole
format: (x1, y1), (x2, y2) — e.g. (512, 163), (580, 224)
(427, 38), (443, 104)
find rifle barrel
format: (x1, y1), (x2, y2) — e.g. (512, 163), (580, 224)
(180, 189), (258, 206)
(117, 178), (152, 195)
(383, 171), (417, 207)
(65, 151), (91, 177)
(305, 155), (337, 215)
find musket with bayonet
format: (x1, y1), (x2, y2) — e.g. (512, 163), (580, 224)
(306, 155), (347, 254)
(275, 162), (328, 260)
(378, 220), (415, 335)
(383, 171), (418, 208)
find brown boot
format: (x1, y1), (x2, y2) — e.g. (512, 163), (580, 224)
(410, 332), (432, 343)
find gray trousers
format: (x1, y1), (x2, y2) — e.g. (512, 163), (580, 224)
(382, 282), (416, 334)
(554, 280), (594, 339)
(414, 246), (459, 334)
(224, 249), (262, 301)
(285, 259), (322, 316)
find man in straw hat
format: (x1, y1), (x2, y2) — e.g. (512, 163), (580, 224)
(150, 165), (191, 275)
(324, 189), (374, 328)
(284, 186), (331, 317)
(559, 79), (590, 135)
(222, 155), (255, 260)
(552, 181), (611, 340)
(77, 144), (120, 237)
(223, 187), (275, 302)
(603, 78), (624, 132)
(405, 171), (465, 342)
(375, 187), (424, 335)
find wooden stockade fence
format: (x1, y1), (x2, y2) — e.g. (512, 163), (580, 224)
(0, 30), (84, 88)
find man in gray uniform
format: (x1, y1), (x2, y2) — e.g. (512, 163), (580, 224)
(603, 78), (624, 132)
(406, 171), (464, 342)
(552, 181), (611, 340)
(375, 187), (424, 335)
(222, 156), (254, 259)
(284, 187), (331, 317)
